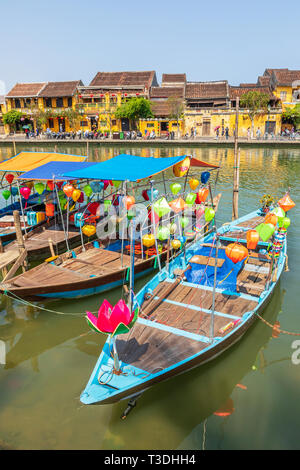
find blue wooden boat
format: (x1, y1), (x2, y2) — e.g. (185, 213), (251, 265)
(80, 209), (287, 405)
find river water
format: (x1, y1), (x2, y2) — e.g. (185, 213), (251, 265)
(0, 143), (299, 450)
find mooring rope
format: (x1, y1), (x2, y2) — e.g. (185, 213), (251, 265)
(255, 311), (300, 337)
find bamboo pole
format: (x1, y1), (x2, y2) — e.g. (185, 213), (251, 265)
(232, 97), (240, 220)
(13, 210), (27, 272)
(13, 140), (16, 156)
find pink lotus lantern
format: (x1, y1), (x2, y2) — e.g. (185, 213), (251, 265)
(102, 180), (110, 190)
(86, 299), (138, 371)
(20, 186), (31, 208)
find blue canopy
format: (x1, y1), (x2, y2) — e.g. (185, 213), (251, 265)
(18, 161), (96, 181)
(63, 154), (187, 182)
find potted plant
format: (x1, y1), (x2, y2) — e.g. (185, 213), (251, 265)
(259, 194), (274, 214)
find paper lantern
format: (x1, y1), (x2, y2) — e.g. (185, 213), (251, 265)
(173, 157), (190, 177)
(77, 191), (84, 203)
(83, 185), (93, 198)
(148, 208), (159, 224)
(197, 188), (209, 203)
(47, 180), (55, 191)
(5, 174), (14, 185)
(124, 195), (135, 210)
(112, 180), (122, 189)
(104, 200), (112, 212)
(278, 194), (295, 212)
(185, 193), (196, 206)
(26, 181), (34, 190)
(87, 202), (100, 216)
(142, 189), (149, 201)
(189, 178), (199, 190)
(204, 207), (215, 222)
(256, 223), (275, 242)
(169, 197), (186, 213)
(265, 213), (278, 226)
(270, 207), (285, 219)
(180, 216), (189, 228)
(170, 182), (181, 195)
(142, 234), (155, 248)
(102, 180), (110, 190)
(20, 186), (31, 200)
(169, 223), (177, 235)
(153, 197), (171, 218)
(82, 225), (96, 237)
(2, 189), (10, 200)
(246, 229), (259, 250)
(201, 171), (210, 184)
(45, 203), (55, 217)
(90, 181), (104, 193)
(55, 181), (64, 190)
(280, 217), (290, 229)
(63, 184), (74, 198)
(172, 239), (181, 250)
(157, 226), (170, 241)
(34, 182), (45, 195)
(72, 189), (82, 202)
(10, 187), (18, 197)
(225, 243), (248, 264)
(146, 188), (159, 200)
(86, 299), (138, 336)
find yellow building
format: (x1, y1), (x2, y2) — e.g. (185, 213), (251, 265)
(3, 81), (82, 134)
(262, 68), (300, 111)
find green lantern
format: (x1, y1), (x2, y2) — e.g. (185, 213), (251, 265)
(2, 189), (10, 201)
(104, 199), (112, 213)
(185, 193), (196, 206)
(280, 217), (291, 229)
(169, 222), (177, 235)
(170, 183), (182, 195)
(112, 180), (121, 189)
(34, 182), (45, 195)
(83, 185), (93, 198)
(157, 226), (170, 241)
(180, 216), (189, 228)
(153, 197), (171, 218)
(204, 207), (215, 222)
(256, 223), (275, 242)
(271, 206), (285, 226)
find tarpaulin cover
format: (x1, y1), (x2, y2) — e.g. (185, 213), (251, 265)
(0, 152), (87, 173)
(63, 154), (188, 182)
(185, 246), (245, 293)
(18, 161), (96, 181)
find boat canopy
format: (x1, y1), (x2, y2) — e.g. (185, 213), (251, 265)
(63, 154), (219, 182)
(0, 151), (87, 173)
(18, 161), (96, 181)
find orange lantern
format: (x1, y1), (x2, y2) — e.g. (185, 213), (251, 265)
(82, 225), (96, 237)
(63, 184), (74, 198)
(196, 188), (209, 203)
(124, 195), (135, 210)
(47, 180), (55, 191)
(169, 197), (187, 213)
(225, 243), (248, 264)
(189, 178), (199, 190)
(278, 194), (295, 212)
(173, 157), (190, 177)
(45, 203), (55, 218)
(264, 213), (278, 226)
(246, 229), (259, 250)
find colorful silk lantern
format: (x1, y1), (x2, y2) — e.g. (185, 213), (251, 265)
(271, 207), (285, 219)
(171, 239), (181, 250)
(173, 157), (190, 177)
(246, 229), (259, 250)
(189, 178), (199, 190)
(265, 213), (278, 226)
(20, 186), (31, 200)
(34, 182), (45, 195)
(86, 299), (138, 337)
(90, 181), (104, 193)
(201, 171), (210, 184)
(142, 189), (149, 201)
(157, 226), (170, 241)
(169, 223), (177, 235)
(170, 182), (182, 195)
(112, 180), (121, 189)
(153, 197), (171, 218)
(63, 184), (74, 198)
(2, 189), (10, 200)
(45, 203), (55, 217)
(197, 188), (209, 203)
(10, 187), (18, 197)
(47, 180), (54, 191)
(278, 194), (295, 212)
(5, 174), (14, 185)
(148, 208), (159, 224)
(124, 195), (135, 210)
(72, 189), (82, 202)
(146, 188), (159, 200)
(102, 180), (110, 190)
(256, 223), (275, 242)
(83, 185), (93, 198)
(204, 207), (215, 222)
(185, 193), (197, 206)
(169, 197), (186, 213)
(180, 216), (189, 228)
(225, 243), (248, 264)
(82, 225), (96, 237)
(280, 217), (291, 229)
(87, 202), (100, 216)
(142, 234), (155, 248)
(26, 181), (34, 190)
(77, 191), (84, 203)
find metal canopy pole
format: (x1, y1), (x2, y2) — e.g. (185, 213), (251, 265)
(210, 235), (219, 342)
(120, 180), (127, 268)
(54, 183), (70, 252)
(16, 179), (27, 236)
(150, 180), (161, 271)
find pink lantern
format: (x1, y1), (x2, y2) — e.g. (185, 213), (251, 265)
(20, 186), (31, 208)
(102, 180), (110, 190)
(86, 299), (137, 335)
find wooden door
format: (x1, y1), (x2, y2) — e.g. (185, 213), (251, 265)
(202, 119), (211, 136)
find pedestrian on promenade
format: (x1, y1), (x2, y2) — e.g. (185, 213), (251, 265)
(225, 127), (229, 140)
(256, 127), (261, 139)
(215, 128), (219, 139)
(193, 127), (197, 138)
(247, 127), (251, 140)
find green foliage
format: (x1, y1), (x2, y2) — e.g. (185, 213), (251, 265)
(240, 91), (270, 122)
(167, 97), (184, 120)
(259, 194), (274, 208)
(115, 97), (153, 121)
(282, 104), (300, 127)
(3, 110), (22, 127)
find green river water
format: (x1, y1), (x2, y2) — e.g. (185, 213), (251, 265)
(0, 143), (299, 450)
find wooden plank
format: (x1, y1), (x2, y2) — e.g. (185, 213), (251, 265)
(189, 254), (225, 268)
(0, 250), (20, 269)
(3, 250), (27, 282)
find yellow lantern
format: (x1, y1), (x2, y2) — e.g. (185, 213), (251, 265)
(189, 178), (199, 190)
(142, 234), (155, 248)
(72, 189), (82, 202)
(82, 225), (96, 237)
(173, 157), (190, 177)
(171, 239), (181, 250)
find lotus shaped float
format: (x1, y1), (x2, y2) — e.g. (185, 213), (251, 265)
(86, 299), (138, 336)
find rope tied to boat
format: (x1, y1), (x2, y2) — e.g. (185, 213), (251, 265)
(255, 311), (300, 337)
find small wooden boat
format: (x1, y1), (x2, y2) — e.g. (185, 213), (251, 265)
(79, 209), (288, 405)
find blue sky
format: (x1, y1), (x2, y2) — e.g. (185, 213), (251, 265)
(1, 0), (300, 93)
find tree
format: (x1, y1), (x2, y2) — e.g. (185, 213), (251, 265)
(282, 104), (300, 128)
(115, 97), (153, 129)
(3, 110), (23, 132)
(63, 108), (82, 131)
(167, 96), (185, 138)
(240, 91), (270, 137)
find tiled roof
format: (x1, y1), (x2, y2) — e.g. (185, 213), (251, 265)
(6, 82), (46, 97)
(185, 81), (228, 99)
(150, 101), (171, 117)
(230, 86), (276, 100)
(161, 74), (186, 85)
(239, 83), (257, 87)
(89, 71), (157, 88)
(257, 76), (271, 86)
(39, 81), (82, 97)
(150, 87), (184, 99)
(272, 70), (300, 86)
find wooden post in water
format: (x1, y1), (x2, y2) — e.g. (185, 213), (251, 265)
(232, 97), (240, 220)
(86, 140), (89, 160)
(13, 140), (16, 156)
(13, 210), (27, 272)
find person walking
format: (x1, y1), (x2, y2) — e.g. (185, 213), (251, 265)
(247, 127), (251, 141)
(225, 126), (229, 140)
(256, 127), (261, 140)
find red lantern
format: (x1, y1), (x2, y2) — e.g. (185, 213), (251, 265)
(55, 181), (64, 190)
(196, 188), (209, 203)
(63, 184), (74, 198)
(45, 203), (55, 218)
(142, 189), (149, 201)
(87, 202), (100, 216)
(136, 93), (140, 96)
(124, 93), (127, 97)
(79, 94), (82, 98)
(5, 174), (14, 185)
(47, 180), (54, 191)
(246, 230), (259, 250)
(90, 94), (94, 98)
(112, 194), (119, 206)
(148, 208), (159, 224)
(225, 243), (248, 264)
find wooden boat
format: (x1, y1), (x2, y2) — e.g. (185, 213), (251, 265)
(79, 209), (288, 405)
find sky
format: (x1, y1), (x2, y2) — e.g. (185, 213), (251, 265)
(1, 0), (300, 93)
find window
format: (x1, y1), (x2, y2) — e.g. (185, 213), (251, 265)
(45, 98), (52, 108)
(15, 99), (21, 108)
(23, 98), (31, 108)
(80, 121), (88, 126)
(56, 97), (63, 108)
(172, 123), (179, 127)
(147, 123), (154, 128)
(49, 118), (54, 128)
(67, 97), (72, 107)
(111, 120), (117, 126)
(280, 91), (287, 101)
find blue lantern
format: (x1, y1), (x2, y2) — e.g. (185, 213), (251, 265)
(10, 187), (18, 197)
(201, 171), (210, 184)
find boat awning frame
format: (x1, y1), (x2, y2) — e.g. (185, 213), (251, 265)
(0, 151), (87, 173)
(17, 161), (96, 181)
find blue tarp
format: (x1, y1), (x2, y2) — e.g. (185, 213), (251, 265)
(63, 154), (187, 182)
(18, 161), (96, 181)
